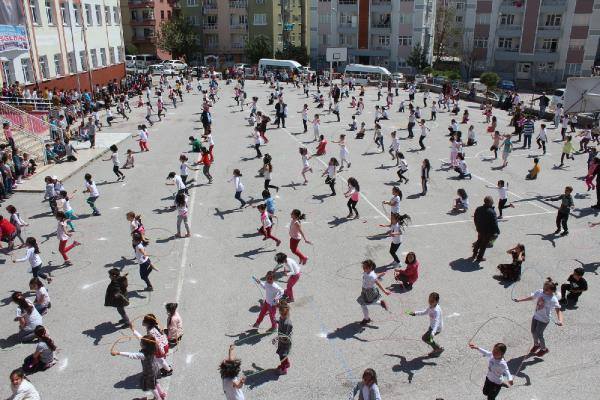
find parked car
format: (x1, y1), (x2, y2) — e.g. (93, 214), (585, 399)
(469, 78), (487, 92)
(550, 88), (566, 111)
(161, 60), (187, 71)
(498, 80), (517, 91)
(432, 76), (448, 86)
(414, 74), (427, 84)
(391, 72), (404, 81)
(149, 64), (175, 76)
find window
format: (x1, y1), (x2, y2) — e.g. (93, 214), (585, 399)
(167, 10), (171, 19)
(541, 38), (558, 52)
(537, 62), (554, 71)
(340, 13), (353, 25)
(572, 14), (590, 27)
(90, 49), (98, 68)
(38, 56), (49, 79)
(105, 6), (111, 24)
(569, 39), (585, 50)
(456, 15), (463, 23)
(398, 14), (407, 24)
(320, 34), (327, 46)
(73, 3), (81, 25)
(318, 14), (330, 24)
(376, 35), (390, 46)
(566, 63), (581, 76)
(498, 37), (513, 49)
(60, 1), (69, 26)
(205, 15), (217, 26)
(187, 0), (198, 5)
(67, 52), (76, 73)
(53, 54), (62, 75)
(113, 7), (120, 24)
(100, 48), (107, 66)
(85, 4), (92, 25)
(161, 10), (165, 19)
(256, 0), (265, 3)
(499, 14), (514, 25)
(30, 0), (40, 25)
(474, 37), (488, 48)
(45, 0), (54, 25)
(456, 1), (465, 9)
(253, 13), (267, 25)
(131, 10), (138, 21)
(95, 5), (102, 25)
(79, 50), (88, 70)
(544, 14), (561, 26)
(20, 58), (33, 83)
(188, 15), (200, 25)
(109, 47), (116, 64)
(398, 35), (412, 46)
(476, 13), (490, 25)
(118, 46), (125, 63)
(205, 35), (218, 48)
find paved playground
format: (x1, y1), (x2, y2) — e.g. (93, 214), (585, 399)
(1, 78), (599, 400)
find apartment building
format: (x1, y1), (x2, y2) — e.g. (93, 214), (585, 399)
(248, 0), (310, 55)
(440, 0), (600, 85)
(121, 0), (178, 59)
(310, 0), (436, 72)
(180, 0), (248, 65)
(1, 0), (125, 91)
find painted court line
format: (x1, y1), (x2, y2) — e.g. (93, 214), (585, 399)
(282, 127), (390, 222)
(409, 211), (554, 228)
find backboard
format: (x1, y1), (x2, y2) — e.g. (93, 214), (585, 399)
(326, 47), (348, 63)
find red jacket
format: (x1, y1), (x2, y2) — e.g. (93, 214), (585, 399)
(0, 218), (16, 238)
(401, 261), (419, 284)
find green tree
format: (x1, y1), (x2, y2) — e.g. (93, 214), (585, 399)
(433, 7), (463, 68)
(275, 45), (309, 65)
(245, 35), (273, 64)
(156, 16), (198, 59)
(407, 44), (430, 72)
(125, 43), (138, 55)
(479, 71), (500, 99)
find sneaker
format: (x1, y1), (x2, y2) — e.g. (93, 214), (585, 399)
(536, 348), (549, 357)
(554, 229), (561, 234)
(429, 347), (445, 356)
(359, 318), (371, 326)
(252, 323), (259, 329)
(560, 231), (569, 236)
(529, 345), (540, 354)
(267, 326), (277, 332)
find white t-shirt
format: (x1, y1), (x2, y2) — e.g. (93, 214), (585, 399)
(362, 270), (377, 289)
(174, 175), (186, 190)
(222, 378), (245, 400)
(415, 304), (443, 333)
(531, 289), (560, 323)
(36, 287), (50, 307)
(85, 181), (99, 197)
(285, 258), (301, 275)
(135, 243), (149, 264)
(390, 195), (401, 214)
(390, 222), (402, 244)
(180, 162), (190, 176)
(16, 301), (43, 331)
(232, 176), (244, 192)
(497, 187), (508, 200)
(111, 152), (119, 166)
(57, 221), (69, 241)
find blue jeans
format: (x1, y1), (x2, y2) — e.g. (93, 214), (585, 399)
(235, 191), (246, 207)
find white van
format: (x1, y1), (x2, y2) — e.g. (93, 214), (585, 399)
(550, 88), (566, 111)
(258, 59), (302, 78)
(135, 54), (159, 69)
(343, 64), (391, 85)
(125, 55), (137, 69)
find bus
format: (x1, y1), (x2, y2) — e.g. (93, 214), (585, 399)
(343, 64), (391, 85)
(258, 59), (302, 78)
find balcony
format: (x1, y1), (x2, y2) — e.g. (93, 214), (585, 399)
(496, 24), (521, 35)
(500, 1), (526, 13)
(371, 0), (391, 12)
(541, 0), (567, 13)
(132, 35), (156, 44)
(131, 18), (155, 26)
(128, 0), (155, 9)
(537, 26), (562, 38)
(204, 23), (218, 30)
(231, 42), (245, 49)
(229, 0), (247, 8)
(230, 24), (248, 32)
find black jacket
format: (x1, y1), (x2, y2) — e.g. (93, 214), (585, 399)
(104, 276), (129, 308)
(474, 205), (500, 235)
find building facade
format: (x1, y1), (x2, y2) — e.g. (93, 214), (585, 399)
(440, 0), (600, 85)
(248, 0), (310, 55)
(121, 0), (177, 59)
(2, 0), (125, 91)
(310, 0), (436, 72)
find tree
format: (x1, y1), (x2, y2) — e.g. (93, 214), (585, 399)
(479, 72), (500, 99)
(245, 35), (273, 64)
(125, 43), (138, 55)
(156, 16), (198, 59)
(275, 45), (309, 65)
(407, 44), (430, 72)
(433, 7), (463, 68)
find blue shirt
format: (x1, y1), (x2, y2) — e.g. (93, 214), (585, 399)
(265, 197), (275, 214)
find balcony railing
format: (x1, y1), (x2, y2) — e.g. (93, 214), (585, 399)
(536, 47), (558, 53)
(538, 25), (561, 30)
(231, 42), (245, 49)
(338, 0), (357, 4)
(128, 0), (155, 8)
(371, 0), (391, 5)
(230, 24), (248, 30)
(132, 35), (156, 43)
(229, 1), (247, 8)
(496, 47), (519, 52)
(371, 22), (391, 28)
(204, 23), (218, 30)
(131, 18), (155, 26)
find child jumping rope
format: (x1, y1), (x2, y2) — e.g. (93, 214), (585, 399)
(409, 292), (444, 356)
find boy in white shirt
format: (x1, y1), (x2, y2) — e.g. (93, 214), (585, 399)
(469, 342), (513, 399)
(409, 292), (444, 356)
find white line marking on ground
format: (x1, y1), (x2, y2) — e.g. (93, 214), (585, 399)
(470, 173), (553, 212)
(409, 211), (553, 228)
(186, 354), (195, 364)
(81, 280), (105, 290)
(447, 312), (461, 318)
(59, 358), (68, 371)
(282, 127), (390, 222)
(110, 206), (121, 210)
(97, 237), (108, 241)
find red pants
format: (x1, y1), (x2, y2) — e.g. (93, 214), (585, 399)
(259, 226), (280, 244)
(278, 356), (290, 372)
(139, 140), (149, 151)
(290, 238), (307, 264)
(285, 273), (301, 301)
(260, 131), (269, 144)
(59, 239), (75, 261)
(255, 302), (277, 328)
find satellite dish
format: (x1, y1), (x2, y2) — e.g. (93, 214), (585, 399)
(563, 77), (600, 113)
